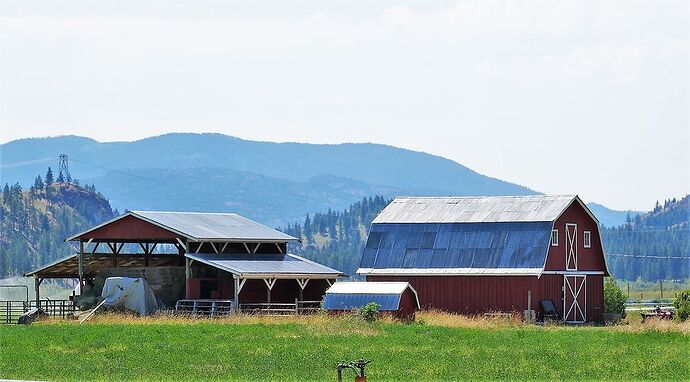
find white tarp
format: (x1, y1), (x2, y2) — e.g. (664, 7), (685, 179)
(101, 277), (158, 315)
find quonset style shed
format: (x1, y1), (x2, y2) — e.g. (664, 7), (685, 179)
(26, 211), (344, 308)
(357, 195), (609, 323)
(323, 281), (420, 320)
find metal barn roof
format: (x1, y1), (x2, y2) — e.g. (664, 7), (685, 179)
(67, 211), (298, 242)
(185, 253), (344, 278)
(323, 282), (419, 311)
(357, 221), (552, 276)
(372, 195), (586, 224)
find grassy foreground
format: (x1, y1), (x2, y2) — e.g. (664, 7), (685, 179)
(1, 314), (688, 381)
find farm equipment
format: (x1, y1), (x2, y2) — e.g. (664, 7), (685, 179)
(540, 299), (560, 322)
(641, 306), (674, 322)
(337, 360), (370, 382)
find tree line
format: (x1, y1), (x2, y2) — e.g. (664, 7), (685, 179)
(282, 196), (390, 277)
(602, 195), (689, 281)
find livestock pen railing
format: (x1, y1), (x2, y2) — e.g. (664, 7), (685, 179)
(30, 300), (76, 319)
(0, 299), (75, 324)
(175, 299), (235, 316)
(239, 300), (322, 315)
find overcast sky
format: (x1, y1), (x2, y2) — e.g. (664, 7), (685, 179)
(1, 0), (688, 210)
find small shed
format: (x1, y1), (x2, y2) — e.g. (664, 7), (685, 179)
(323, 281), (420, 320)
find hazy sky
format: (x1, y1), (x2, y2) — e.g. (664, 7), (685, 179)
(1, 0), (688, 210)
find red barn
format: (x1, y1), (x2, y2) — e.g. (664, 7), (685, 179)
(357, 195), (609, 323)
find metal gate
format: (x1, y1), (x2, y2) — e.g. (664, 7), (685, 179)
(563, 275), (586, 323)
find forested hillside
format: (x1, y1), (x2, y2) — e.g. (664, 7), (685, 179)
(283, 196), (390, 277)
(0, 168), (116, 277)
(603, 195), (689, 281)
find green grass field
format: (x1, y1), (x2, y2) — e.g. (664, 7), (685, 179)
(1, 315), (688, 381)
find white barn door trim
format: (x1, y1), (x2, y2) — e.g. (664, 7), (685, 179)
(563, 274), (586, 323)
(565, 223), (578, 271)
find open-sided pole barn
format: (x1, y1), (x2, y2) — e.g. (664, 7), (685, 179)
(26, 211), (344, 310)
(357, 195), (609, 323)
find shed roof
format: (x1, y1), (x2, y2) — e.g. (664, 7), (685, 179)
(24, 253), (179, 278)
(67, 211), (298, 243)
(372, 195), (594, 224)
(185, 253), (345, 278)
(326, 281), (412, 295)
(323, 282), (419, 311)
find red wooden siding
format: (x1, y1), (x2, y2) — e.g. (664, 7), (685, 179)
(545, 201), (607, 273)
(396, 288), (418, 320)
(368, 274), (604, 322)
(74, 215), (179, 241)
(368, 275), (563, 318)
(586, 275), (604, 322)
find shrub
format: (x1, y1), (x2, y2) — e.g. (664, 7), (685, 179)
(604, 278), (626, 316)
(673, 289), (690, 322)
(359, 302), (380, 323)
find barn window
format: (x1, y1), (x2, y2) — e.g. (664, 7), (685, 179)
(584, 231), (591, 248)
(551, 229), (558, 246)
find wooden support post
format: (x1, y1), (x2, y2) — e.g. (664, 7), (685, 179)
(234, 277), (240, 310)
(109, 242), (117, 267)
(263, 278), (276, 304)
(185, 257), (191, 299)
(177, 239), (187, 266)
(144, 243), (150, 267)
(78, 241), (84, 294)
(34, 277), (41, 306)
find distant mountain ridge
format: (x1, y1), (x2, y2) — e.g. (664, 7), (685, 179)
(1, 133), (636, 227)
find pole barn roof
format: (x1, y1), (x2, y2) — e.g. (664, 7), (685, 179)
(67, 210), (299, 243)
(185, 253), (345, 279)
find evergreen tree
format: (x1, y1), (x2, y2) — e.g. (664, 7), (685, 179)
(56, 170), (65, 183)
(45, 167), (54, 186)
(34, 175), (44, 191)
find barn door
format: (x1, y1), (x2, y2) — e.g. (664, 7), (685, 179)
(563, 275), (586, 323)
(565, 223), (577, 270)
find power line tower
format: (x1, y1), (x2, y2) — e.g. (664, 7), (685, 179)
(58, 154), (71, 184)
